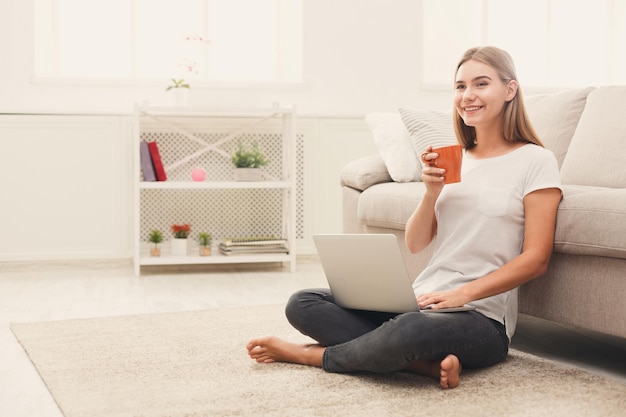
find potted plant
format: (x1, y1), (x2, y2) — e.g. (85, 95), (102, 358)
(170, 223), (191, 256)
(166, 78), (190, 91)
(231, 141), (269, 181)
(148, 229), (163, 257)
(198, 232), (213, 256)
(166, 78), (190, 107)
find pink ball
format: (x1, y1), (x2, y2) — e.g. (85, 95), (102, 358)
(191, 168), (206, 182)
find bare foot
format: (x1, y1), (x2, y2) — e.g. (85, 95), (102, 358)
(405, 354), (462, 389)
(439, 354), (461, 389)
(246, 336), (324, 367)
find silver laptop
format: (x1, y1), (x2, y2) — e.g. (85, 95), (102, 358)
(313, 234), (475, 314)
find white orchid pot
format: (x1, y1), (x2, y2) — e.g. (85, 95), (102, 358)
(169, 88), (189, 107)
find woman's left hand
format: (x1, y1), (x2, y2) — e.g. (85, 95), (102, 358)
(416, 289), (470, 310)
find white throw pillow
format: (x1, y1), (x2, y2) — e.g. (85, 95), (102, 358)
(365, 113), (420, 182)
(399, 109), (457, 159)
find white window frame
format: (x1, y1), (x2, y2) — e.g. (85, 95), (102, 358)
(422, 0), (626, 90)
(33, 0), (303, 88)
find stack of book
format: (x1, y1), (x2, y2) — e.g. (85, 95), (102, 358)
(139, 140), (167, 181)
(218, 236), (289, 256)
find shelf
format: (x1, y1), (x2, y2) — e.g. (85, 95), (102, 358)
(137, 106), (295, 118)
(139, 181), (292, 190)
(139, 251), (292, 266)
(133, 105), (297, 276)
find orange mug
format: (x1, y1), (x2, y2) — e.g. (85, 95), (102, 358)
(430, 144), (463, 184)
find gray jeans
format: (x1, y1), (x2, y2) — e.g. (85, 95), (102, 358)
(285, 288), (509, 373)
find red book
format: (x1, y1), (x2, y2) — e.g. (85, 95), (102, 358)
(147, 141), (167, 181)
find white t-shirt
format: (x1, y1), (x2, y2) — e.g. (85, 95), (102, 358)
(412, 144), (562, 340)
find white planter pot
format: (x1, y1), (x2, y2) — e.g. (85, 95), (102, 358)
(234, 168), (262, 181)
(169, 88), (189, 107)
(170, 238), (188, 256)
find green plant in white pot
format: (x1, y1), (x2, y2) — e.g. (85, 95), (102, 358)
(166, 78), (190, 107)
(166, 78), (190, 91)
(231, 141), (269, 181)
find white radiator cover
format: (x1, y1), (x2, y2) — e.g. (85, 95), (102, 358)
(138, 128), (306, 243)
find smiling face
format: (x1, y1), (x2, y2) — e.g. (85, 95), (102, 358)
(454, 59), (517, 131)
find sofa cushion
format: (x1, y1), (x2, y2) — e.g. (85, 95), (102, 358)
(356, 183), (626, 260)
(554, 185), (626, 259)
(398, 109), (457, 159)
(340, 154), (392, 191)
(525, 87), (594, 168)
(560, 86), (626, 187)
(365, 113), (420, 182)
(357, 182), (425, 230)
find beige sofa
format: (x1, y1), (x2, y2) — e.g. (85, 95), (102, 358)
(341, 86), (626, 339)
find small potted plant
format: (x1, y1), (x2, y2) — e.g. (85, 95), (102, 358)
(148, 229), (163, 257)
(198, 232), (213, 256)
(166, 78), (190, 91)
(166, 78), (190, 107)
(170, 223), (191, 256)
(231, 141), (269, 181)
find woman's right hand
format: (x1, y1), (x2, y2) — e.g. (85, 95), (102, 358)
(420, 146), (446, 194)
(406, 146), (445, 253)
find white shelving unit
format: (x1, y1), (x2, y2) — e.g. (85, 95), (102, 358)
(133, 106), (297, 276)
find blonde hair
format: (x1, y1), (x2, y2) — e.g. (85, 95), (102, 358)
(453, 46), (543, 149)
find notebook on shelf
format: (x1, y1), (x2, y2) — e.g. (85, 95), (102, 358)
(218, 236), (289, 255)
(220, 236), (288, 247)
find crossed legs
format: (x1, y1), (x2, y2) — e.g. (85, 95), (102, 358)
(246, 289), (506, 389)
(246, 336), (462, 389)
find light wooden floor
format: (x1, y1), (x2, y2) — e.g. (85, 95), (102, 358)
(1, 257), (625, 417)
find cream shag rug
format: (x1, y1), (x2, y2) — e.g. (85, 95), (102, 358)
(11, 304), (626, 417)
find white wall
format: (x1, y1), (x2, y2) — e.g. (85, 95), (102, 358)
(298, 0), (452, 114)
(0, 115), (133, 260)
(0, 0), (455, 263)
(0, 0), (453, 115)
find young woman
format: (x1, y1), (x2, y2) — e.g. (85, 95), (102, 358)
(247, 46), (562, 389)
